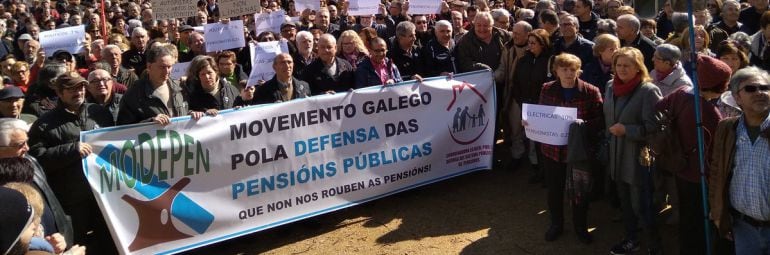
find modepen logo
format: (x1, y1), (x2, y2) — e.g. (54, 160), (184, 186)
(95, 138), (215, 252)
(446, 81), (490, 145)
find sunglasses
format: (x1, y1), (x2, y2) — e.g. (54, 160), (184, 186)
(741, 84), (770, 93)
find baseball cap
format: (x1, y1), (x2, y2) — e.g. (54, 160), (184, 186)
(0, 86), (25, 100)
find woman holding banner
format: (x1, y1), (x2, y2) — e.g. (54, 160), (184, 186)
(603, 47), (663, 255)
(185, 55), (239, 117)
(534, 53), (603, 244)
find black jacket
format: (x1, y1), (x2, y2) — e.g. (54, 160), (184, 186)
(421, 39), (456, 77)
(580, 57), (612, 95)
(117, 76), (190, 125)
(86, 93), (123, 123)
(187, 78), (239, 111)
(303, 57), (355, 95)
(28, 154), (74, 248)
(254, 76), (311, 104)
(387, 37), (422, 79)
(512, 50), (553, 104)
(28, 103), (114, 205)
(622, 33), (656, 71)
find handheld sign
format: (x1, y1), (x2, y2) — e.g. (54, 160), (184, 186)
(522, 103), (577, 146)
(254, 10), (286, 34)
(294, 0), (320, 12)
(408, 0), (442, 14)
(219, 0), (262, 18)
(39, 25), (86, 57)
(204, 20), (246, 53)
(247, 40), (289, 86)
(153, 0), (197, 19)
(170, 62), (191, 81)
(348, 0), (380, 16)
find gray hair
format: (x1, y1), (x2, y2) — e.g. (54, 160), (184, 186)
(474, 11), (494, 24)
(730, 66), (770, 94)
(671, 12), (690, 33)
(318, 33), (336, 45)
(91, 61), (113, 74)
(101, 44), (122, 57)
(395, 21), (416, 37)
(722, 0), (740, 13)
(490, 8), (511, 20)
(0, 118), (28, 147)
(617, 14), (640, 32)
(597, 18), (616, 34)
(655, 44), (681, 64)
(517, 8), (535, 20)
(88, 68), (110, 81)
(562, 15), (579, 29)
(145, 43), (176, 64)
(435, 20), (452, 30)
(513, 21), (533, 32)
(295, 31), (313, 43)
(131, 27), (147, 38)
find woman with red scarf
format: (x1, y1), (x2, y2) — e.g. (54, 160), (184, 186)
(603, 47), (663, 255)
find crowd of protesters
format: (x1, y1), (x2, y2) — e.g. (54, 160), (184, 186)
(0, 0), (769, 254)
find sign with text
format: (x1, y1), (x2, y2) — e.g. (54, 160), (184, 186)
(204, 20), (246, 53)
(247, 40), (288, 86)
(170, 62), (191, 81)
(39, 25), (85, 57)
(522, 103), (577, 146)
(348, 0), (380, 16)
(294, 0), (320, 12)
(219, 0), (262, 18)
(82, 70), (495, 255)
(254, 10), (285, 34)
(408, 0), (442, 14)
(153, 0), (197, 19)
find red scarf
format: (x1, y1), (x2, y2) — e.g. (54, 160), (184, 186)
(613, 73), (642, 97)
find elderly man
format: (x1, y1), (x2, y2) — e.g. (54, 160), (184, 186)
(710, 66), (770, 255)
(356, 37), (402, 88)
(451, 11), (468, 40)
(616, 14), (656, 71)
(491, 8), (511, 31)
(292, 31), (315, 78)
(314, 8), (341, 38)
(118, 45), (190, 125)
(122, 27), (149, 75)
(388, 21), (422, 80)
(86, 69), (123, 122)
(28, 71), (115, 254)
(421, 20), (456, 77)
(101, 44), (137, 87)
(180, 32), (205, 62)
(553, 15), (595, 68)
(455, 11), (512, 72)
(495, 21), (533, 167)
(254, 53), (310, 104)
(0, 86), (36, 124)
(303, 34), (355, 95)
(715, 0), (744, 35)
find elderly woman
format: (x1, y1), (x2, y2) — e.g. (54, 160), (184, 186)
(581, 33), (619, 95)
(185, 55), (239, 118)
(655, 54), (729, 255)
(535, 53), (603, 244)
(337, 30), (369, 69)
(513, 28), (553, 183)
(651, 44), (692, 96)
(604, 47), (663, 254)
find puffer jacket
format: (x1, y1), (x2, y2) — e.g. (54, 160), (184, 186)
(117, 76), (190, 125)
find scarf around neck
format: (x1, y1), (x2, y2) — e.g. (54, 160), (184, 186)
(613, 73), (642, 97)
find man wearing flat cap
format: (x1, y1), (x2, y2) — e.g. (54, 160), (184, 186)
(0, 86), (36, 125)
(27, 71), (115, 254)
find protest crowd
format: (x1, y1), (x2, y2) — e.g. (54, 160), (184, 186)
(0, 0), (769, 253)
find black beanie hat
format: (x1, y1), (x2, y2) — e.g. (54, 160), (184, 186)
(0, 187), (33, 255)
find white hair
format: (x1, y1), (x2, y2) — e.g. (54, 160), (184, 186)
(0, 118), (28, 147)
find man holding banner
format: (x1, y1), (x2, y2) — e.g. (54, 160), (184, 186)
(28, 71), (116, 254)
(254, 53), (310, 104)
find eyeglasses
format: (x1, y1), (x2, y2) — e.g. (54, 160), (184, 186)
(88, 77), (112, 85)
(741, 84), (770, 93)
(0, 140), (27, 149)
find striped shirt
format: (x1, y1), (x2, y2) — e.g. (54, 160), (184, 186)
(730, 115), (770, 221)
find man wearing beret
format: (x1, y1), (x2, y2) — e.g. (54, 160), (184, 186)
(27, 71), (115, 254)
(0, 86), (36, 125)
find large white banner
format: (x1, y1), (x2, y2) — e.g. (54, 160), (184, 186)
(204, 20), (246, 53)
(218, 0), (262, 18)
(348, 0), (380, 16)
(247, 40), (288, 86)
(81, 70), (495, 255)
(522, 103), (577, 146)
(254, 10), (285, 34)
(153, 0), (197, 19)
(408, 0), (442, 14)
(39, 25), (85, 57)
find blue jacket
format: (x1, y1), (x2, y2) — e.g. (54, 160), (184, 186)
(354, 57), (402, 89)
